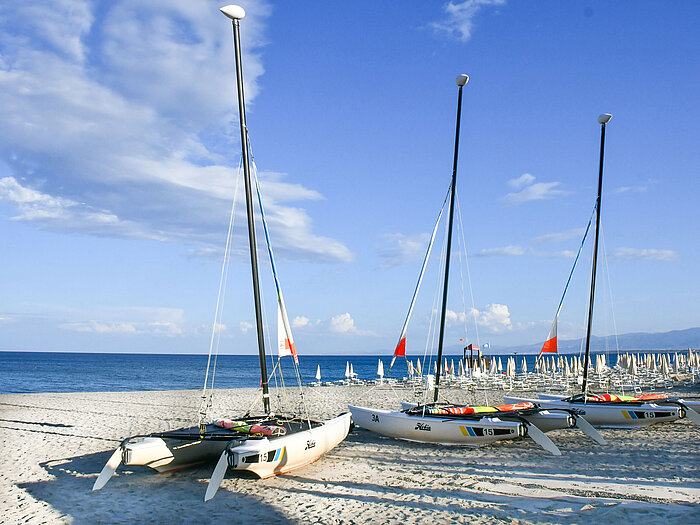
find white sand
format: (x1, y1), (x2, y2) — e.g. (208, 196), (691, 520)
(1, 385), (699, 524)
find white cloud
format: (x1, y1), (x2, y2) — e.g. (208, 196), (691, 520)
(378, 232), (430, 268)
(474, 245), (525, 257)
(504, 181), (567, 204)
(213, 322), (227, 333)
(0, 176), (160, 239)
(0, 1), (352, 263)
(329, 313), (357, 334)
(446, 304), (512, 333)
(445, 309), (467, 326)
(292, 316), (310, 329)
(508, 173), (535, 189)
(431, 0), (506, 42)
(471, 304), (513, 333)
(239, 321), (254, 334)
(611, 248), (678, 262)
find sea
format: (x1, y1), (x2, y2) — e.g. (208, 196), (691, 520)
(0, 350), (646, 394)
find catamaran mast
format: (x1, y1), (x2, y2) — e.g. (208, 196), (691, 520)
(223, 5), (271, 414)
(581, 113), (612, 395)
(434, 74), (469, 403)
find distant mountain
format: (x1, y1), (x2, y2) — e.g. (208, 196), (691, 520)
(471, 327), (700, 355)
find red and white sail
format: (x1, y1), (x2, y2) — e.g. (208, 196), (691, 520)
(277, 296), (298, 363)
(540, 315), (558, 355)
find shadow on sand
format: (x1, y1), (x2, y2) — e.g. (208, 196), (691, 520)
(19, 450), (292, 524)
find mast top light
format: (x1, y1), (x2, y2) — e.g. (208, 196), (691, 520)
(598, 113), (613, 124)
(220, 5), (245, 20)
(456, 74), (469, 86)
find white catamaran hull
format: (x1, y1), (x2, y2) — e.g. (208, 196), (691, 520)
(224, 412), (351, 479)
(503, 395), (683, 428)
(205, 412), (351, 500)
(93, 435), (228, 491)
(124, 436), (228, 473)
(349, 405), (524, 446)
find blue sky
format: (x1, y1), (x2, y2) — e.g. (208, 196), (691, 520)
(1, 0), (698, 356)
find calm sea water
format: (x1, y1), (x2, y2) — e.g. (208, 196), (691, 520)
(0, 351), (638, 394)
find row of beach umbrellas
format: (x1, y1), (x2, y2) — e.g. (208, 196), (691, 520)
(310, 350), (699, 387)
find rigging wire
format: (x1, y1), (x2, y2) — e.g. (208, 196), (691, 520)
(198, 162), (243, 427)
(600, 227), (621, 357)
(421, 206), (451, 406)
(455, 192), (481, 349)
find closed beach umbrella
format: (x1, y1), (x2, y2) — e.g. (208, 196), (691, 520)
(498, 358), (503, 372)
(316, 365), (321, 381)
(416, 360), (422, 376)
(350, 363), (355, 378)
(450, 359), (455, 377)
(506, 358), (515, 377)
(408, 360), (414, 377)
(345, 361), (350, 379)
(661, 355), (670, 376)
(377, 359), (384, 378)
(521, 357), (527, 374)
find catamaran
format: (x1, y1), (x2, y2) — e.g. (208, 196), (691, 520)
(93, 5), (351, 500)
(504, 114), (700, 429)
(349, 76), (603, 453)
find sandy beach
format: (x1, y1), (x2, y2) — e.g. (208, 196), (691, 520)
(1, 385), (699, 524)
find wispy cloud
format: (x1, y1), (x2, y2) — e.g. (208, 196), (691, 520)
(57, 306), (188, 336)
(472, 242), (577, 258)
(239, 321), (254, 334)
(431, 0), (506, 42)
(59, 320), (184, 336)
(0, 1), (352, 263)
(532, 228), (586, 244)
(533, 250), (577, 258)
(611, 248), (678, 262)
(473, 245), (525, 257)
(378, 232), (430, 269)
(503, 173), (568, 204)
(613, 185), (648, 194)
